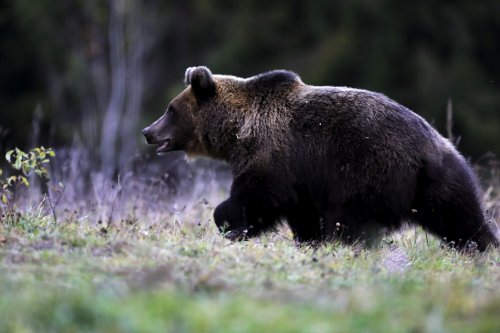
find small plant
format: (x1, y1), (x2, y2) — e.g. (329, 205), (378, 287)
(0, 147), (55, 223)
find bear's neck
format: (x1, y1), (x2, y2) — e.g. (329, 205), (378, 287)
(198, 109), (242, 162)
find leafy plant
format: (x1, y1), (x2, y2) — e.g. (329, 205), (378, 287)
(0, 147), (55, 223)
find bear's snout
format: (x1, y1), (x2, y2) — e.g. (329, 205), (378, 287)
(141, 126), (165, 145)
(142, 124), (174, 154)
(141, 127), (156, 144)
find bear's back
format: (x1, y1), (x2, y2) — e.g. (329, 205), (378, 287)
(290, 85), (445, 156)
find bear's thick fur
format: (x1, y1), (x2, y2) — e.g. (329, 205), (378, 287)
(142, 66), (499, 251)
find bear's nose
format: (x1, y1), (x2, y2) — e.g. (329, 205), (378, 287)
(142, 127), (154, 143)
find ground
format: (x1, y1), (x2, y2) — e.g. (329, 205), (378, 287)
(0, 163), (499, 332)
(0, 211), (498, 332)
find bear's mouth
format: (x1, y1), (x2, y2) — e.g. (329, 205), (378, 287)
(155, 138), (171, 153)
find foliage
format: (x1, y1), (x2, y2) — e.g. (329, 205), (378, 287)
(1, 0), (500, 159)
(0, 146), (55, 221)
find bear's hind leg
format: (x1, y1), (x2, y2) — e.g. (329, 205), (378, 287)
(414, 155), (499, 251)
(415, 197), (498, 251)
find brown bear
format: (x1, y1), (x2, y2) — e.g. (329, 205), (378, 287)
(142, 66), (499, 251)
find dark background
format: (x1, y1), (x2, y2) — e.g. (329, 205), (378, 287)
(1, 0), (499, 176)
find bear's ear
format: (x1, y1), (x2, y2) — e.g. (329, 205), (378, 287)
(184, 66), (216, 99)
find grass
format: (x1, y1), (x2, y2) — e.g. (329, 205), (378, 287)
(0, 183), (499, 332)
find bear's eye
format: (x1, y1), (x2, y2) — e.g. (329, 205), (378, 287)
(167, 106), (175, 116)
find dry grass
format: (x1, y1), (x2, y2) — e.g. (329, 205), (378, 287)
(0, 157), (499, 332)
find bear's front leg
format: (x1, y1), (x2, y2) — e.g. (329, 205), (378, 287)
(213, 171), (283, 241)
(213, 198), (250, 240)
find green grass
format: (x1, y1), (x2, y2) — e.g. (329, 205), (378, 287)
(0, 205), (499, 333)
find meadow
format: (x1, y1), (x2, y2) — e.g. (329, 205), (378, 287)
(0, 155), (499, 333)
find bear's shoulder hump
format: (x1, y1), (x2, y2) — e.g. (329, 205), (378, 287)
(248, 70), (300, 89)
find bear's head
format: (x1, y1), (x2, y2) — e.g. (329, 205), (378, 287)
(141, 66), (217, 155)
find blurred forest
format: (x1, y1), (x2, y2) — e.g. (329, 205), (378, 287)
(1, 0), (499, 176)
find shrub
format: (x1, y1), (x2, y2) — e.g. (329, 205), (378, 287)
(0, 147), (55, 223)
